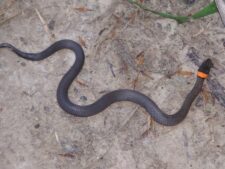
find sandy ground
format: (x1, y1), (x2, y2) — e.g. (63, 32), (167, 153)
(0, 0), (225, 169)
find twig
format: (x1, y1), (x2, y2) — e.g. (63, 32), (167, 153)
(106, 60), (116, 77)
(0, 0), (16, 16)
(133, 71), (140, 89)
(35, 8), (54, 39)
(0, 11), (21, 26)
(54, 131), (60, 144)
(141, 115), (153, 138)
(119, 106), (139, 129)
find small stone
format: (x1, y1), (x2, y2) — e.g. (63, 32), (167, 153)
(195, 96), (203, 107)
(80, 96), (87, 101)
(185, 0), (196, 4)
(19, 37), (28, 45)
(30, 106), (35, 112)
(222, 39), (225, 47)
(48, 20), (55, 30)
(20, 62), (26, 67)
(44, 106), (50, 112)
(34, 124), (40, 129)
(60, 142), (80, 153)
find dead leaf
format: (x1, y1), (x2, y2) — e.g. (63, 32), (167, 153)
(176, 70), (194, 76)
(120, 60), (128, 73)
(128, 11), (137, 24)
(133, 72), (140, 89)
(202, 89), (212, 104)
(141, 116), (153, 138)
(75, 79), (88, 87)
(109, 29), (116, 39)
(112, 14), (121, 23)
(79, 36), (87, 48)
(210, 93), (216, 105)
(141, 129), (150, 138)
(0, 11), (21, 26)
(135, 51), (145, 65)
(140, 71), (154, 80)
(0, 0), (16, 16)
(58, 153), (75, 158)
(73, 7), (93, 13)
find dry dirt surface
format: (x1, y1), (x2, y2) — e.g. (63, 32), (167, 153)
(1, 0), (225, 169)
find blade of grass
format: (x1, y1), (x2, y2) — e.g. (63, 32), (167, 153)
(128, 0), (189, 23)
(191, 1), (218, 19)
(127, 0), (218, 24)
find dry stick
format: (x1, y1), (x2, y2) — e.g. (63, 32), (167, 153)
(106, 60), (116, 77)
(133, 71), (140, 89)
(119, 106), (139, 129)
(0, 11), (21, 26)
(0, 0), (16, 16)
(35, 8), (54, 39)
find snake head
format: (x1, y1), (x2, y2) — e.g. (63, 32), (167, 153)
(198, 59), (213, 75)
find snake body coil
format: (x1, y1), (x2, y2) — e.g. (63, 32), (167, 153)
(0, 40), (213, 126)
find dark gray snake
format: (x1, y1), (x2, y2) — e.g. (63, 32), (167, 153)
(0, 39), (213, 126)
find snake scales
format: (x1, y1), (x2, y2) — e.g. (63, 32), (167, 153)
(0, 39), (213, 126)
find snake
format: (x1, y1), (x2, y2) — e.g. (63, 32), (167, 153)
(0, 39), (213, 126)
